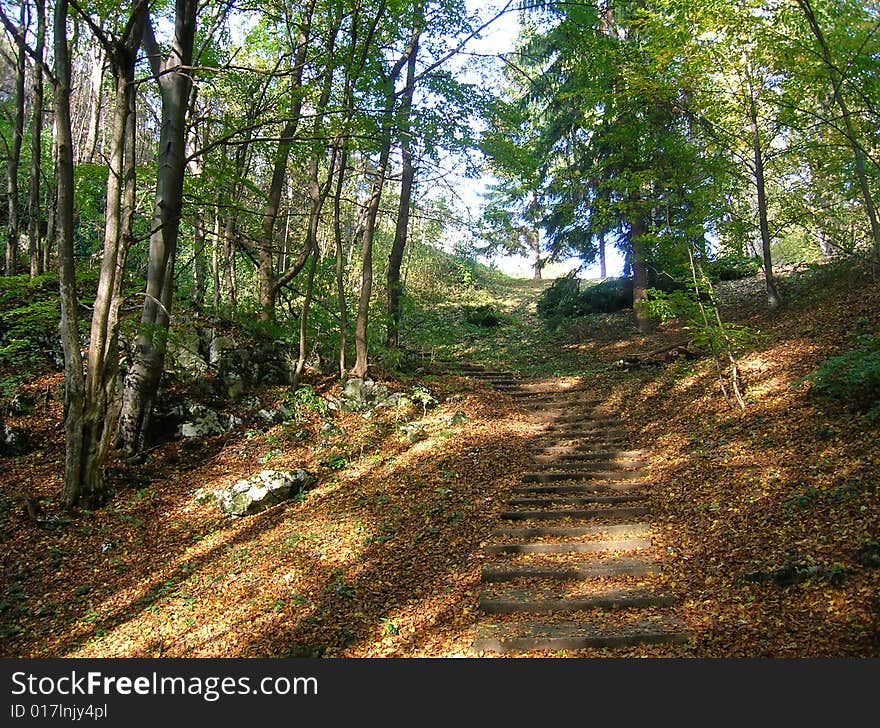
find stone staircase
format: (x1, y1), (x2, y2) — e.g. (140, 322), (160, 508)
(457, 362), (689, 655)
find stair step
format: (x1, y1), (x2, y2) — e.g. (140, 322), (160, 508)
(527, 414), (618, 424)
(538, 433), (629, 440)
(482, 556), (660, 582)
(529, 460), (650, 472)
(492, 523), (651, 538)
(508, 493), (648, 506)
(500, 506), (651, 521)
(472, 619), (689, 653)
(536, 441), (633, 453)
(537, 423), (628, 433)
(532, 450), (647, 463)
(483, 537), (651, 555)
(512, 482), (645, 495)
(520, 470), (648, 483)
(515, 394), (599, 402)
(478, 587), (675, 613)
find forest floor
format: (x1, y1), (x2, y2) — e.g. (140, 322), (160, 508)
(1, 259), (878, 657)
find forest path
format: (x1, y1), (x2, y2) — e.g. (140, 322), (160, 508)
(451, 362), (689, 655)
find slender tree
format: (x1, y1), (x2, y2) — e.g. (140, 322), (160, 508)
(119, 0), (199, 456)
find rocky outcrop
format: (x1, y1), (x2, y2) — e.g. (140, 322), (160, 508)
(325, 378), (401, 414)
(149, 399), (242, 442)
(1, 423), (30, 456)
(165, 319), (298, 392)
(195, 469), (317, 517)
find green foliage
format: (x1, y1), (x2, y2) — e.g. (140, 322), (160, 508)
(463, 304), (503, 327)
(643, 287), (699, 325)
(799, 334), (880, 420)
(0, 274), (62, 371)
(643, 284), (764, 357)
(372, 344), (406, 375)
(537, 275), (632, 327)
(689, 321), (765, 358)
(705, 254), (762, 282)
(409, 385), (437, 417)
(286, 385), (327, 416)
(73, 164), (109, 258)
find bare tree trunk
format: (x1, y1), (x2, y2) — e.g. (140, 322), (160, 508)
(211, 209), (220, 312)
(256, 0), (316, 323)
(192, 212), (206, 308)
(257, 115), (298, 322)
(222, 213), (237, 312)
(60, 3), (146, 506)
(83, 39), (105, 163)
(386, 19), (421, 349)
(352, 154), (387, 379)
(598, 232), (607, 278)
(531, 227), (542, 281)
(5, 2), (26, 276)
(333, 148), (349, 378)
(53, 0), (87, 508)
(745, 63), (782, 310)
(120, 0), (197, 456)
(292, 253), (318, 389)
(28, 0), (47, 277)
(352, 26), (418, 378)
(43, 178), (55, 272)
(630, 212), (654, 333)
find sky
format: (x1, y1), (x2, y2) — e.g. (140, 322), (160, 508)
(438, 0), (625, 281)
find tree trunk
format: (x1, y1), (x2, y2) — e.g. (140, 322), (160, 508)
(222, 212), (237, 312)
(5, 2), (26, 276)
(333, 148), (349, 378)
(120, 1), (197, 456)
(256, 0), (316, 323)
(83, 39), (105, 163)
(352, 154), (388, 379)
(192, 212), (206, 308)
(53, 0), (87, 508)
(60, 3), (145, 506)
(211, 210), (221, 312)
(43, 178), (55, 271)
(745, 64), (782, 310)
(28, 0), (46, 277)
(630, 213), (654, 333)
(292, 253), (318, 389)
(598, 232), (607, 278)
(531, 227), (542, 281)
(386, 20), (421, 349)
(353, 24), (419, 378)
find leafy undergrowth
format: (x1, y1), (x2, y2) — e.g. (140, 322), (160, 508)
(547, 261), (880, 657)
(1, 373), (541, 657)
(2, 260), (878, 657)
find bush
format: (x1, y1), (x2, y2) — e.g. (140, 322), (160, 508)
(0, 274), (63, 371)
(536, 273), (580, 321)
(705, 254), (762, 281)
(800, 335), (880, 420)
(537, 274), (632, 327)
(463, 304), (503, 327)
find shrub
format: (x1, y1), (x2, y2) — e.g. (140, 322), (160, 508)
(800, 334), (880, 420)
(0, 275), (63, 370)
(579, 278), (633, 313)
(705, 254), (762, 281)
(463, 304), (503, 327)
(537, 274), (632, 327)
